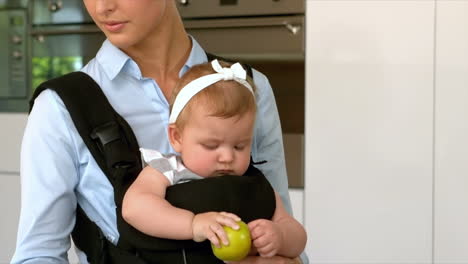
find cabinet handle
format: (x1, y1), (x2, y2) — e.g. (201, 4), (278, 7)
(284, 23), (301, 35)
(179, 0), (190, 6)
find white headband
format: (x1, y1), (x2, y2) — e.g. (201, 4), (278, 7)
(169, 59), (254, 124)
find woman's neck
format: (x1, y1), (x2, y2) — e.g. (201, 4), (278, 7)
(123, 8), (192, 100)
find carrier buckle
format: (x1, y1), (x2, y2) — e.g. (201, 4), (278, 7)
(90, 122), (120, 146)
(113, 161), (134, 169)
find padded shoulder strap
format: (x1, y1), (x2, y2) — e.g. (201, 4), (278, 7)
(31, 72), (141, 182)
(30, 72), (143, 264)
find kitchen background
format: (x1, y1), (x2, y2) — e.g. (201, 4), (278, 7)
(2, 0), (468, 264)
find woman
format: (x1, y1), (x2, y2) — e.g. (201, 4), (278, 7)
(12, 1), (305, 263)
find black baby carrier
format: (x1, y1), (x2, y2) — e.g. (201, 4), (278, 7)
(29, 55), (276, 264)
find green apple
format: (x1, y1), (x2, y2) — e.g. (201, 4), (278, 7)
(211, 220), (251, 261)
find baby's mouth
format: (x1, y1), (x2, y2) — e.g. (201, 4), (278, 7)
(215, 170), (233, 176)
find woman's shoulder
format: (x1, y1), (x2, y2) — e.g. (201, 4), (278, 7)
(80, 58), (108, 85)
(249, 67), (272, 95)
(26, 87), (80, 159)
(31, 88), (69, 120)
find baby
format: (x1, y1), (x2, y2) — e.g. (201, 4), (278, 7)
(122, 59), (306, 260)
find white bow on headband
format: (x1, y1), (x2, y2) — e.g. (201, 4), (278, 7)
(169, 59), (254, 124)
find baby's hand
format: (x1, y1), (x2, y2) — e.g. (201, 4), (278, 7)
(248, 219), (283, 257)
(192, 212), (241, 247)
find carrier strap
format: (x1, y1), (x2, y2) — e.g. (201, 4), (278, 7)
(31, 71), (143, 264)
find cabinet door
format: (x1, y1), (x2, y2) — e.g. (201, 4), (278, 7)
(305, 1), (434, 263)
(0, 114), (26, 262)
(434, 2), (468, 263)
(0, 113), (27, 173)
(0, 174), (21, 263)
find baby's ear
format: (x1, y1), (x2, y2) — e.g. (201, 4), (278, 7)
(168, 124), (182, 153)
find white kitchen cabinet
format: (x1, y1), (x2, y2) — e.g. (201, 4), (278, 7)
(289, 188), (304, 226)
(305, 1), (434, 263)
(0, 173), (21, 263)
(434, 2), (468, 263)
(0, 113), (27, 173)
(0, 114), (25, 262)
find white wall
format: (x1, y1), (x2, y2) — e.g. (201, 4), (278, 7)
(0, 173), (21, 262)
(434, 1), (468, 263)
(305, 1), (434, 263)
(305, 1), (468, 263)
(0, 114), (27, 263)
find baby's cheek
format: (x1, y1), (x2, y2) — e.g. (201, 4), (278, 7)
(185, 157), (213, 178)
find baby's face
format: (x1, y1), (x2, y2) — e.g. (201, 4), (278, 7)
(176, 110), (255, 178)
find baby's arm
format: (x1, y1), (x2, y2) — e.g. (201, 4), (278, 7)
(122, 166), (239, 246)
(248, 192), (307, 258)
(122, 166), (193, 239)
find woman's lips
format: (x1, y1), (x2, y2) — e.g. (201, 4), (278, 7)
(103, 21), (126, 32)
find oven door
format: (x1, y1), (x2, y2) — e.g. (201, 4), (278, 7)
(177, 0), (304, 18)
(30, 26), (105, 92)
(29, 0), (103, 91)
(31, 0), (93, 25)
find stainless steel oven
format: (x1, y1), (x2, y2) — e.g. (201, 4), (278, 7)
(0, 0), (28, 111)
(1, 0), (104, 111)
(28, 0), (105, 106)
(1, 0), (305, 188)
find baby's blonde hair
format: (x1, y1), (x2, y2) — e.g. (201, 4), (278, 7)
(169, 60), (257, 130)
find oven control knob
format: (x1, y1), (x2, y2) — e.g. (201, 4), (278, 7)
(11, 35), (23, 44)
(35, 35), (45, 43)
(49, 1), (63, 12)
(12, 51), (23, 60)
(179, 0), (190, 6)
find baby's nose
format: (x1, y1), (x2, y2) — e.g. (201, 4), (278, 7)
(218, 148), (234, 163)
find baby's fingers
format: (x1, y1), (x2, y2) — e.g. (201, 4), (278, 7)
(253, 234), (269, 249)
(219, 212), (241, 222)
(206, 229), (221, 247)
(257, 243), (276, 258)
(210, 223), (229, 246)
(216, 212), (240, 230)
